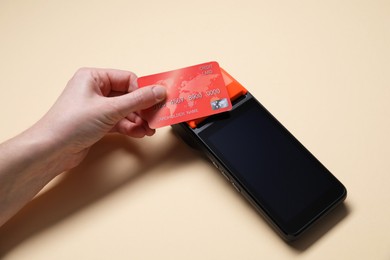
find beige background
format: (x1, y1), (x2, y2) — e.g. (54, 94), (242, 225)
(0, 0), (389, 259)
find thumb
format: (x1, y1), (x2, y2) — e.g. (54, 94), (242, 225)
(109, 85), (166, 117)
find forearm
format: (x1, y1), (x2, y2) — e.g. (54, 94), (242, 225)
(0, 127), (66, 226)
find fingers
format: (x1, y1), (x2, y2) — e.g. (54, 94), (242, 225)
(72, 68), (167, 136)
(75, 67), (139, 96)
(113, 114), (156, 137)
(98, 68), (139, 93)
(109, 85), (166, 118)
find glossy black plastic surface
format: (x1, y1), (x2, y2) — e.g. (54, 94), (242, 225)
(172, 93), (346, 241)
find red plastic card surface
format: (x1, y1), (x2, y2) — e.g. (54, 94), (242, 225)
(138, 61), (232, 129)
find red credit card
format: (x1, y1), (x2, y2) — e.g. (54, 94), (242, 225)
(138, 61), (232, 128)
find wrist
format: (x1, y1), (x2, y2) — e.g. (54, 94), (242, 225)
(8, 135), (60, 180)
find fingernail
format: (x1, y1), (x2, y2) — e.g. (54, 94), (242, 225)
(152, 85), (167, 101)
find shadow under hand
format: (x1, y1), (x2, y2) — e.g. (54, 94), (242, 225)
(0, 132), (197, 256)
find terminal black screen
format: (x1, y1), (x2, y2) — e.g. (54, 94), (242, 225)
(198, 96), (346, 238)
